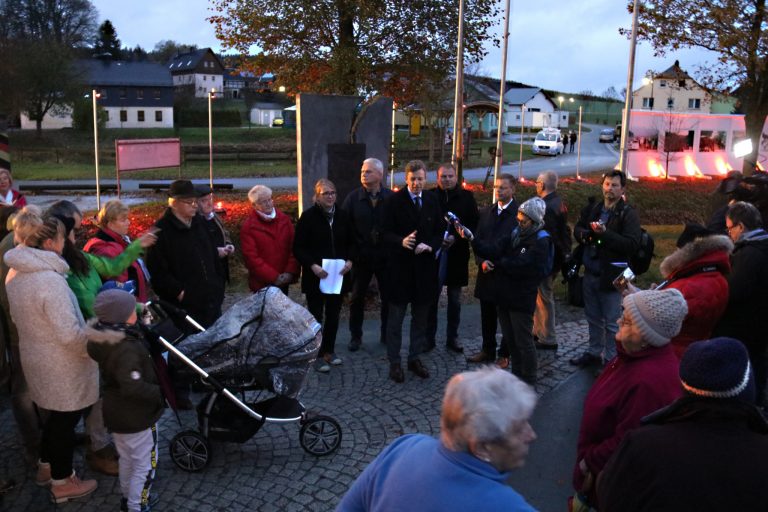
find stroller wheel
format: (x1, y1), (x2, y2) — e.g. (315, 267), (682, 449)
(170, 430), (211, 472)
(299, 416), (342, 456)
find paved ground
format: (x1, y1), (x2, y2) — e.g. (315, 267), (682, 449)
(0, 295), (594, 511)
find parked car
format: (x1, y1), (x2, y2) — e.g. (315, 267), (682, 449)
(599, 128), (616, 143)
(532, 128), (565, 156)
(272, 117), (284, 127)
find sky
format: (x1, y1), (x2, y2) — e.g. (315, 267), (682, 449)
(93, 0), (719, 96)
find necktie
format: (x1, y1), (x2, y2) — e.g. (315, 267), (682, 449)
(415, 196), (422, 211)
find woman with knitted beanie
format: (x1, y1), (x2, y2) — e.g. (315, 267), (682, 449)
(570, 288), (688, 510)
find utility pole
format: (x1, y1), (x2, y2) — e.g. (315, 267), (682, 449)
(492, 0), (512, 202)
(618, 0), (640, 180)
(451, 0), (466, 182)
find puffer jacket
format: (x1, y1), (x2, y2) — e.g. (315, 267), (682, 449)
(658, 235), (732, 359)
(87, 323), (165, 434)
(4, 245), (98, 411)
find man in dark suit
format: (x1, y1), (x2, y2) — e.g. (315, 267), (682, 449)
(426, 162), (478, 353)
(381, 160), (445, 383)
(466, 174), (518, 368)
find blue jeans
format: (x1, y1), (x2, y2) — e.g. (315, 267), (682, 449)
(582, 273), (620, 361)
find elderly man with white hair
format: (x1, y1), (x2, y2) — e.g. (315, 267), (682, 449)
(341, 157), (394, 352)
(336, 367), (538, 512)
(240, 184), (300, 294)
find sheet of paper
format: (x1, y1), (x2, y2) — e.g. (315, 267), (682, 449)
(319, 259), (345, 294)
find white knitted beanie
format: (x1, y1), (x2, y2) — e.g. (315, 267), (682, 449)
(621, 288), (688, 347)
(518, 197), (546, 226)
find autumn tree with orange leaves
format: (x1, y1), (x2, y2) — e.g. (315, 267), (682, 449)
(208, 0), (499, 105)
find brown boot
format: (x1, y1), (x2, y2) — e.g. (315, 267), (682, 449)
(35, 460), (51, 486)
(50, 472), (97, 503)
(86, 446), (119, 476)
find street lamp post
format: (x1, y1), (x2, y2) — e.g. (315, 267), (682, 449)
(619, 0), (640, 179)
(91, 89), (102, 209)
(492, 0), (512, 202)
(576, 105), (583, 180)
(558, 96), (564, 128)
(208, 88), (215, 190)
(518, 106), (526, 181)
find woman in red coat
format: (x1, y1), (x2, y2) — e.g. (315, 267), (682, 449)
(240, 185), (300, 293)
(656, 224), (732, 359)
(572, 289), (687, 509)
(84, 199), (151, 302)
(0, 169), (26, 208)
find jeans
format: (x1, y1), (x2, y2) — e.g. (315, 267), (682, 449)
(480, 300), (509, 358)
(386, 301), (429, 364)
(306, 291), (344, 357)
(40, 408), (88, 480)
(348, 262), (388, 343)
(426, 285), (462, 343)
(533, 274), (557, 344)
(496, 307), (537, 384)
(582, 272), (620, 361)
(114, 424), (158, 512)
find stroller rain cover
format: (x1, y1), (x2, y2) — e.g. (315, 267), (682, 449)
(174, 287), (321, 398)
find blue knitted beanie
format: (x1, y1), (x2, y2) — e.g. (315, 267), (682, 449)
(679, 337), (755, 403)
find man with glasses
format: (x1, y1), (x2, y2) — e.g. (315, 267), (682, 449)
(715, 201), (768, 405)
(571, 171), (641, 368)
(147, 179), (225, 330)
(341, 158), (394, 352)
(381, 160), (445, 383)
(241, 184), (300, 294)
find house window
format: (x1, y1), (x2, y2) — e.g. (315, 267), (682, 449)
(688, 98), (701, 109)
(515, 115), (520, 120)
(679, 80), (686, 88)
(104, 111), (110, 121)
(119, 89), (127, 99)
(100, 89), (107, 99)
(136, 89), (144, 100)
(642, 97), (654, 108)
(667, 98), (674, 109)
(119, 110), (127, 122)
(154, 89), (161, 99)
(203, 75), (207, 81)
(155, 110), (162, 122)
(659, 80), (667, 88)
(138, 110), (145, 122)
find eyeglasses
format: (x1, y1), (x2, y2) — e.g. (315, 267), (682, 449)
(319, 191), (337, 197)
(176, 198), (197, 206)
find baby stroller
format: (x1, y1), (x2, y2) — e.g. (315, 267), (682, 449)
(146, 287), (342, 472)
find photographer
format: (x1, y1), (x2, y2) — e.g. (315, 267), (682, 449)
(570, 171), (641, 368)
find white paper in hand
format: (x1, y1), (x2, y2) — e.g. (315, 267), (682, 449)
(319, 259), (345, 294)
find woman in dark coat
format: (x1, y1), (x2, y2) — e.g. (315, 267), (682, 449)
(293, 179), (355, 372)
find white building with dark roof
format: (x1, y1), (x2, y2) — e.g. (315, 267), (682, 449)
(167, 48), (226, 98)
(21, 58), (174, 129)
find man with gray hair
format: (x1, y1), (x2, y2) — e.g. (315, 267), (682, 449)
(341, 157), (394, 352)
(533, 170), (571, 351)
(336, 367), (537, 511)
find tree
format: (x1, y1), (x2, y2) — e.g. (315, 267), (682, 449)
(602, 86), (622, 101)
(208, 0), (500, 104)
(624, 0), (768, 173)
(151, 40), (198, 63)
(94, 20), (121, 59)
(0, 0), (97, 135)
(71, 94), (107, 131)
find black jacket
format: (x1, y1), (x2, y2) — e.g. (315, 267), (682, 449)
(146, 208), (225, 327)
(86, 324), (165, 434)
(541, 191), (571, 274)
(293, 203), (356, 294)
(340, 186), (394, 266)
(381, 188), (445, 304)
(473, 201), (518, 302)
(598, 397), (768, 512)
(202, 213), (232, 283)
(472, 225), (552, 314)
(574, 197), (642, 290)
(714, 231), (768, 351)
(432, 186), (479, 287)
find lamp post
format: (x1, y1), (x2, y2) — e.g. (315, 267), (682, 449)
(208, 87), (215, 190)
(619, 0), (640, 179)
(91, 89), (102, 209)
(576, 105), (583, 180)
(492, 0), (512, 203)
(518, 105), (526, 181)
(557, 96), (564, 128)
(451, 0), (466, 182)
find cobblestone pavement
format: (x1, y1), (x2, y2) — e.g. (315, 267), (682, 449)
(0, 298), (590, 511)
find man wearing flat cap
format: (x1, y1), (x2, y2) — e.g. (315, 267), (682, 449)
(146, 180), (225, 328)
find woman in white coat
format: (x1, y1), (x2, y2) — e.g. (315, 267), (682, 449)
(5, 214), (101, 504)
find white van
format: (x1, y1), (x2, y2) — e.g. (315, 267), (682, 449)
(532, 128), (565, 156)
